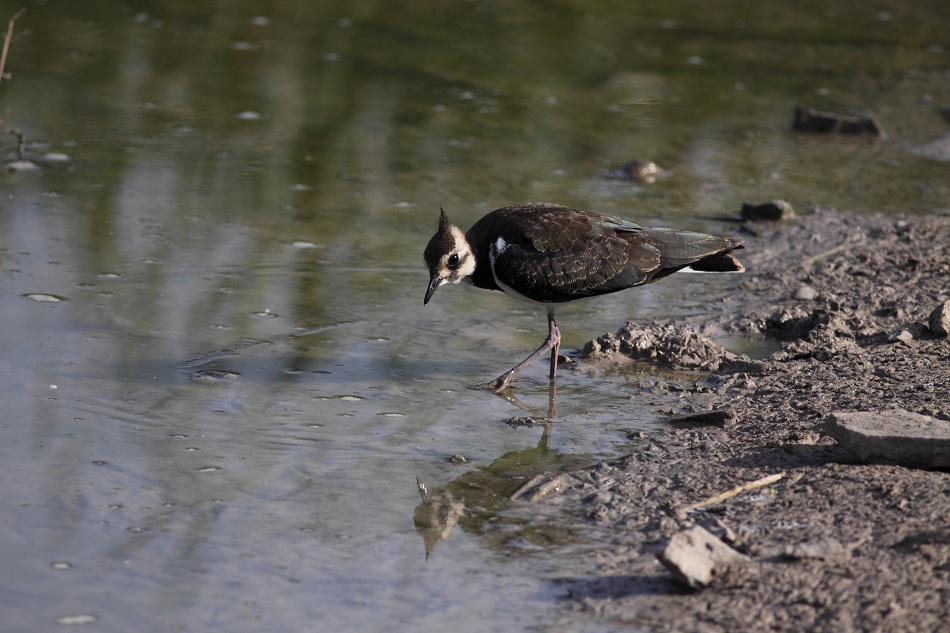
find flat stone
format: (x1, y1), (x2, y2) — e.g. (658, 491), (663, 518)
(656, 525), (751, 589)
(825, 410), (950, 468)
(668, 409), (737, 428)
(887, 328), (916, 347)
(929, 299), (950, 336)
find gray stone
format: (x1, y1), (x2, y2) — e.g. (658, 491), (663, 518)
(929, 299), (950, 336)
(668, 409), (737, 428)
(825, 410), (950, 468)
(794, 285), (818, 301)
(887, 328), (916, 347)
(656, 525), (751, 589)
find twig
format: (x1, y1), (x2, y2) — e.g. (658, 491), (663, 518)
(0, 7), (26, 86)
(801, 242), (849, 267)
(0, 8), (27, 160)
(679, 471), (786, 514)
(508, 473), (547, 501)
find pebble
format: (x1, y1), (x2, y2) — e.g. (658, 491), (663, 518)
(794, 285), (818, 301)
(929, 299), (950, 336)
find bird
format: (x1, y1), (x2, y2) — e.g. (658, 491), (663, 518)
(423, 203), (745, 392)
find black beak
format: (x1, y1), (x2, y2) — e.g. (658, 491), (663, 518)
(424, 275), (442, 305)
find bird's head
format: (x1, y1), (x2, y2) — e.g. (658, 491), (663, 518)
(423, 208), (476, 305)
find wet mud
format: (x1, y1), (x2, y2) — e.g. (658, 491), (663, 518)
(541, 208), (950, 632)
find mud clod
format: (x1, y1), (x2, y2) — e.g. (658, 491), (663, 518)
(582, 322), (738, 371)
(657, 525), (751, 589)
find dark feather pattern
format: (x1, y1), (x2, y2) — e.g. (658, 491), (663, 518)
(466, 203), (743, 303)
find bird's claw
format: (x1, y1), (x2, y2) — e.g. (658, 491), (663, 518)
(469, 372), (515, 393)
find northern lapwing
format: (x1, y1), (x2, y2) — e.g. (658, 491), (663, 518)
(423, 203), (745, 391)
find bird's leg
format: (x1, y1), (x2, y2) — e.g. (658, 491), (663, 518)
(546, 380), (558, 420)
(547, 311), (561, 380)
(471, 309), (561, 393)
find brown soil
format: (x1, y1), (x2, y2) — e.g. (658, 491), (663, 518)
(545, 208), (950, 632)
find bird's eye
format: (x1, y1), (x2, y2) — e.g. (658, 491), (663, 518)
(448, 253), (460, 267)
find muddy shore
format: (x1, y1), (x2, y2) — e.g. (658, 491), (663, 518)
(544, 208), (950, 632)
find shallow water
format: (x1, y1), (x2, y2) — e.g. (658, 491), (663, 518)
(1, 1), (948, 631)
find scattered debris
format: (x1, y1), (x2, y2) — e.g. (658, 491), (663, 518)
(553, 210), (949, 630)
(606, 159), (666, 183)
(678, 471), (786, 515)
(582, 322), (740, 371)
(825, 410), (950, 468)
(792, 105), (885, 137)
(509, 473), (567, 502)
(189, 369), (241, 383)
(741, 199), (796, 221)
(4, 159), (39, 171)
(656, 525), (751, 589)
(505, 415), (547, 427)
(887, 325), (922, 347)
(908, 135), (950, 162)
(668, 409), (737, 428)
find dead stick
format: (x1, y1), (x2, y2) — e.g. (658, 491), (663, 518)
(0, 8), (26, 86)
(509, 473), (547, 501)
(801, 242), (849, 267)
(680, 471), (786, 513)
(0, 8), (27, 159)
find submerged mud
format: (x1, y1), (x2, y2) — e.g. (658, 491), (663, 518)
(536, 208), (950, 632)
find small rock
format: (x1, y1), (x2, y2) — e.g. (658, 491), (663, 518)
(5, 160), (41, 172)
(656, 525), (751, 589)
(794, 285), (818, 301)
(909, 135), (950, 162)
(887, 328), (916, 347)
(668, 409), (737, 428)
(825, 410), (950, 468)
(929, 299), (950, 336)
(741, 199), (796, 221)
(606, 159), (666, 183)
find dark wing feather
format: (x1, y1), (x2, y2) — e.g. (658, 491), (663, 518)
(469, 204), (743, 303)
(484, 206), (657, 302)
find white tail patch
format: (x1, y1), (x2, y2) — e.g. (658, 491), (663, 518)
(681, 266), (745, 274)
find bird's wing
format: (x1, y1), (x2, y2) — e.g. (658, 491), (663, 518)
(630, 227), (744, 270)
(490, 211), (662, 302)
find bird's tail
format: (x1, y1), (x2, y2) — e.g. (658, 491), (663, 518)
(684, 249), (745, 273)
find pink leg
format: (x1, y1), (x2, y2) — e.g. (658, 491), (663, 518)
(472, 310), (561, 392)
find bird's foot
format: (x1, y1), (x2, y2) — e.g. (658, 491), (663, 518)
(469, 371), (516, 393)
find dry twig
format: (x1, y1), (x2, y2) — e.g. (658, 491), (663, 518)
(0, 8), (27, 160)
(679, 471), (786, 514)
